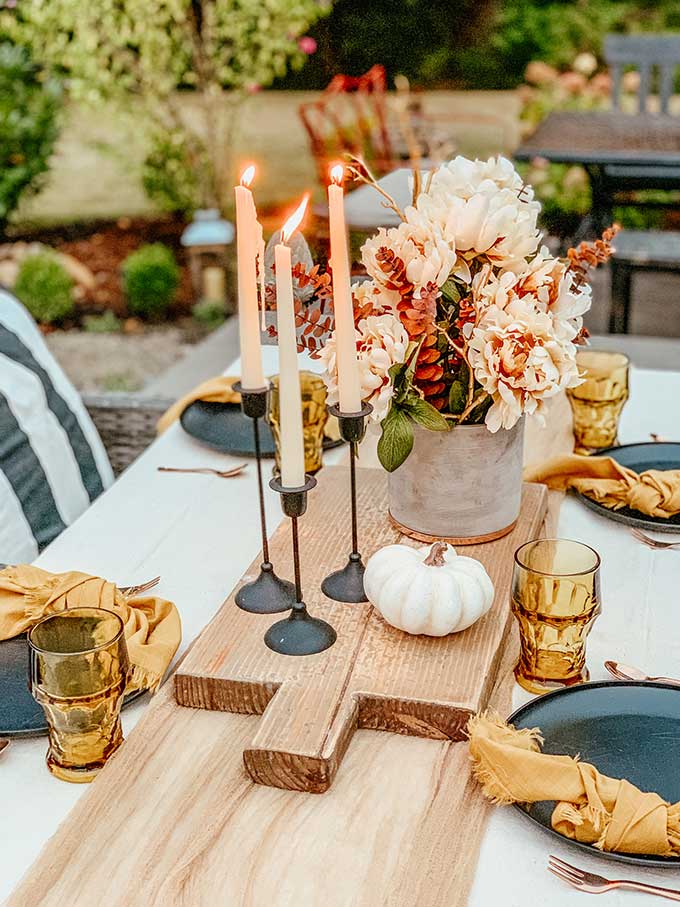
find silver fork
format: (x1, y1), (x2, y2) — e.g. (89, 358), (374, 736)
(548, 854), (680, 900)
(631, 528), (680, 550)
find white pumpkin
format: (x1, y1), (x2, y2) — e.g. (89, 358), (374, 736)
(363, 541), (494, 637)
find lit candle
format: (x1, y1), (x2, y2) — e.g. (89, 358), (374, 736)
(275, 195), (309, 488)
(328, 164), (361, 413)
(235, 165), (266, 390)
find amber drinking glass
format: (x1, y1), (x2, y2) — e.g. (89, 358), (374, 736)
(511, 539), (601, 695)
(268, 371), (328, 475)
(28, 608), (129, 783)
(567, 350), (629, 453)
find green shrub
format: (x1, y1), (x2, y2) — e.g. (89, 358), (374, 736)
(14, 253), (74, 324)
(192, 298), (226, 329)
(142, 128), (203, 217)
(83, 311), (121, 333)
(122, 243), (180, 319)
(0, 43), (62, 230)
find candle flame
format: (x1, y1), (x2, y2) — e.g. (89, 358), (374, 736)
(330, 164), (344, 185)
(281, 193), (309, 243)
(240, 165), (256, 187)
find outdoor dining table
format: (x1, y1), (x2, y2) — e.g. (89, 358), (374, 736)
(515, 110), (680, 237)
(2, 346), (680, 906)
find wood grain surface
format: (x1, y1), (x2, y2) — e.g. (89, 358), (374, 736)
(175, 467), (547, 793)
(7, 394), (572, 907)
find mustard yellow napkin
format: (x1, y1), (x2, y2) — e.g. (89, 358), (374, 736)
(524, 454), (680, 519)
(0, 565), (181, 692)
(157, 374), (342, 442)
(157, 376), (241, 434)
(468, 712), (680, 856)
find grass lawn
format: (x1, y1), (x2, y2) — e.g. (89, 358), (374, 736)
(14, 90), (522, 228)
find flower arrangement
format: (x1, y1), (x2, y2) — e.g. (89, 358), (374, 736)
(268, 155), (617, 473)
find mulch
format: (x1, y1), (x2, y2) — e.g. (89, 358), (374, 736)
(9, 216), (196, 318)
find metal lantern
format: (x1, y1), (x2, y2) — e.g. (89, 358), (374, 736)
(180, 209), (235, 308)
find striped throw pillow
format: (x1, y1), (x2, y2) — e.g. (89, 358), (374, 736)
(0, 290), (113, 562)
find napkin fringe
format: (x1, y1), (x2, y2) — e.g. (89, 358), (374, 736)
(130, 663), (162, 694)
(467, 711), (543, 805)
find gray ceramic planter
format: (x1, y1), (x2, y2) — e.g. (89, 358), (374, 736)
(388, 418), (525, 544)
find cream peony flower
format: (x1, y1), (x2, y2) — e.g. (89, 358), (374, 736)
(467, 298), (581, 432)
(361, 220), (456, 295)
(318, 313), (409, 422)
(352, 277), (400, 315)
(411, 157), (542, 277)
(473, 250), (592, 342)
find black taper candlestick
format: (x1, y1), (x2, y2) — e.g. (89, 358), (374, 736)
(321, 402), (373, 603)
(264, 475), (337, 656)
(233, 382), (296, 614)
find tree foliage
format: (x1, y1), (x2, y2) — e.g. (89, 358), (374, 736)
(0, 42), (61, 231)
(5, 0), (330, 211)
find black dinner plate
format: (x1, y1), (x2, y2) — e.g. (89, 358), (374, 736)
(180, 400), (343, 458)
(509, 681), (680, 867)
(576, 442), (680, 533)
(0, 635), (144, 737)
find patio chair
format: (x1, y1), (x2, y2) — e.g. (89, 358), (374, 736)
(299, 65), (398, 185)
(601, 34), (680, 207)
(609, 229), (680, 333)
(0, 289), (169, 563)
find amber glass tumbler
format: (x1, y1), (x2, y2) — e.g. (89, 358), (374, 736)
(567, 350), (629, 452)
(511, 539), (601, 694)
(268, 371), (328, 475)
(29, 608), (129, 783)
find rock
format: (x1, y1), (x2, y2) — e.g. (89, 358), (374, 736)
(0, 260), (18, 287)
(56, 252), (96, 291)
(122, 317), (144, 335)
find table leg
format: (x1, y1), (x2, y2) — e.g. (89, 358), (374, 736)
(585, 164), (614, 237)
(610, 261), (632, 334)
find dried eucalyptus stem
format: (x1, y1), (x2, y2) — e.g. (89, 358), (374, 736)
(345, 154), (406, 222)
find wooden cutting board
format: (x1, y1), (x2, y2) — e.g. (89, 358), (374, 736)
(175, 467), (547, 793)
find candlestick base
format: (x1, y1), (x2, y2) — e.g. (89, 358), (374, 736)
(264, 601), (337, 656)
(321, 552), (367, 604)
(321, 403), (372, 604)
(235, 563), (296, 614)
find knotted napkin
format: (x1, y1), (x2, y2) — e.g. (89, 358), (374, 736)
(524, 454), (680, 519)
(468, 712), (680, 856)
(157, 376), (241, 434)
(0, 565), (181, 692)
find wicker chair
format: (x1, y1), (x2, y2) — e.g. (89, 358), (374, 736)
(83, 393), (173, 477)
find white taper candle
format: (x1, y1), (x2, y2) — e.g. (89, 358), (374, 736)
(235, 167), (265, 390)
(328, 167), (362, 413)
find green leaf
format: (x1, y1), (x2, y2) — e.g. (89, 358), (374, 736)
(448, 379), (467, 415)
(440, 278), (461, 304)
(377, 406), (414, 472)
(405, 397), (450, 432)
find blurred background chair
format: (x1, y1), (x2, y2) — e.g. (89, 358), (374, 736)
(600, 34), (680, 217)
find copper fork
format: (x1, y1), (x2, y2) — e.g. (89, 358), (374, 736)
(119, 576), (161, 598)
(548, 855), (680, 900)
(631, 528), (680, 551)
(157, 464), (247, 479)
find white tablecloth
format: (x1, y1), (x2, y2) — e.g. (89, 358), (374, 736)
(2, 352), (679, 905)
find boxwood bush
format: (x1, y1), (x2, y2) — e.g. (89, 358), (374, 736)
(14, 253), (75, 324)
(122, 243), (180, 319)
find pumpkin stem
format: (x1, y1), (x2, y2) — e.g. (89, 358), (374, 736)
(423, 541), (448, 567)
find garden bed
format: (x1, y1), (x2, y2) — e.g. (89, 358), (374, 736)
(6, 215), (197, 320)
